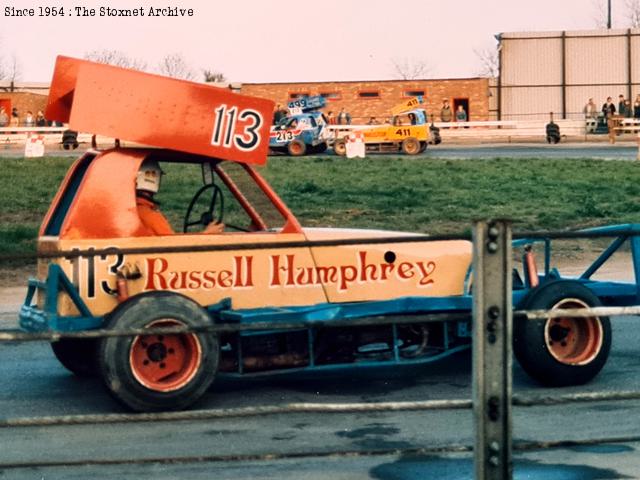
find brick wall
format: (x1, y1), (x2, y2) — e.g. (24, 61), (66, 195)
(241, 78), (490, 123)
(0, 92), (48, 124)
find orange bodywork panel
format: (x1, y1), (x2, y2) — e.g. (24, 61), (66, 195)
(56, 150), (149, 239)
(45, 56), (274, 165)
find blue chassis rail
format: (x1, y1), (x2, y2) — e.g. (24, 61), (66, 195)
(19, 224), (640, 375)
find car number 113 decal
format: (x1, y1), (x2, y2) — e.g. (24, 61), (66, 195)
(211, 104), (264, 151)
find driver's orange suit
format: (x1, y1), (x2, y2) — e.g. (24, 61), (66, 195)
(137, 194), (225, 235)
(137, 195), (174, 235)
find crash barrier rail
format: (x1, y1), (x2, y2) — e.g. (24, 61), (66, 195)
(1, 126), (67, 145)
(0, 126), (131, 150)
(1, 222), (640, 478)
(607, 117), (640, 144)
(325, 119), (601, 145)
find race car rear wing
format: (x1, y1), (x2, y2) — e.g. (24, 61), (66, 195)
(45, 56), (274, 165)
(390, 96), (424, 115)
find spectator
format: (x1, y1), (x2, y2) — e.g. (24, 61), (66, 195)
(24, 111), (34, 127)
(0, 107), (8, 127)
(62, 130), (79, 150)
(393, 116), (403, 126)
(602, 97), (616, 117)
(36, 110), (46, 127)
(624, 99), (633, 118)
(545, 112), (561, 144)
(634, 94), (640, 119)
(337, 108), (351, 125)
(326, 111), (336, 125)
(367, 116), (379, 125)
(439, 100), (452, 122)
(618, 94), (627, 117)
(9, 108), (19, 131)
(273, 104), (287, 125)
(583, 98), (598, 119)
(455, 105), (467, 122)
(407, 113), (417, 125)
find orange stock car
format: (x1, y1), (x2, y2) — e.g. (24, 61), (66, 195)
(19, 57), (615, 412)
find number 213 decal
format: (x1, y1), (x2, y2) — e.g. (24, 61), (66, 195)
(211, 104), (264, 151)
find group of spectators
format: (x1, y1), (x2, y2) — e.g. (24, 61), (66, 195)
(0, 106), (49, 128)
(584, 94), (640, 119)
(438, 99), (467, 123)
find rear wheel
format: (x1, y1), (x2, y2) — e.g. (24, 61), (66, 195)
(401, 137), (420, 155)
(333, 139), (347, 156)
(98, 291), (219, 411)
(418, 141), (427, 153)
(287, 140), (306, 156)
(514, 280), (611, 386)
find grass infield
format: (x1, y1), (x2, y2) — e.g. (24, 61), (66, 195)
(1, 155), (639, 267)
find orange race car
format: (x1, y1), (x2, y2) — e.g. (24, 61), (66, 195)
(19, 57), (618, 412)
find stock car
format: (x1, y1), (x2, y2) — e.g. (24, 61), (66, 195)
(333, 99), (440, 155)
(268, 96), (329, 156)
(19, 56), (633, 412)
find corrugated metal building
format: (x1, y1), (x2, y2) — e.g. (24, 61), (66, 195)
(498, 29), (640, 120)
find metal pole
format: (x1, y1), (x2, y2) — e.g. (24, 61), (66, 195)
(472, 220), (513, 480)
(608, 0), (612, 29)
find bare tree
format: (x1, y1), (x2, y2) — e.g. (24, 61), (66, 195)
(474, 47), (499, 78)
(626, 0), (640, 27)
(592, 0), (610, 28)
(0, 38), (6, 81)
(158, 53), (196, 80)
(84, 49), (148, 71)
(203, 69), (226, 83)
(7, 54), (22, 87)
(390, 57), (432, 80)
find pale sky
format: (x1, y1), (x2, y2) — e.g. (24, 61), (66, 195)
(0, 0), (632, 83)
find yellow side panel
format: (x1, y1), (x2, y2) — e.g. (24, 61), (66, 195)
(51, 234), (326, 317)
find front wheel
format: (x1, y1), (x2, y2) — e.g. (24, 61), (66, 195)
(333, 139), (347, 156)
(514, 280), (611, 387)
(401, 137), (420, 155)
(98, 291), (219, 411)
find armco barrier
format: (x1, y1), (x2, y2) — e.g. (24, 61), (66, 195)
(0, 221), (639, 478)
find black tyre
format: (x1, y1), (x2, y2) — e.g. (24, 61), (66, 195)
(514, 280), (611, 387)
(51, 338), (100, 377)
(98, 291), (219, 412)
(401, 137), (420, 155)
(287, 140), (307, 156)
(333, 139), (347, 156)
(418, 141), (427, 153)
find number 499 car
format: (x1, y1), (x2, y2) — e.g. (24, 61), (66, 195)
(19, 57), (621, 411)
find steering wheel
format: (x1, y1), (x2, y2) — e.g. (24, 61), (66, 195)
(183, 184), (224, 233)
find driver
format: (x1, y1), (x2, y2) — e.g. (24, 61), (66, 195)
(136, 159), (224, 235)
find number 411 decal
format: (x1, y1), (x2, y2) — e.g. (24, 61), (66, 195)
(211, 104), (264, 151)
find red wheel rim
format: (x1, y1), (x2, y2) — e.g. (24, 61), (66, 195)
(129, 319), (202, 392)
(290, 143), (303, 155)
(544, 298), (603, 366)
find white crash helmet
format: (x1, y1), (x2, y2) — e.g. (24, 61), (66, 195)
(136, 159), (163, 194)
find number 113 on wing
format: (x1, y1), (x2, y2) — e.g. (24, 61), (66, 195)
(211, 104), (264, 152)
